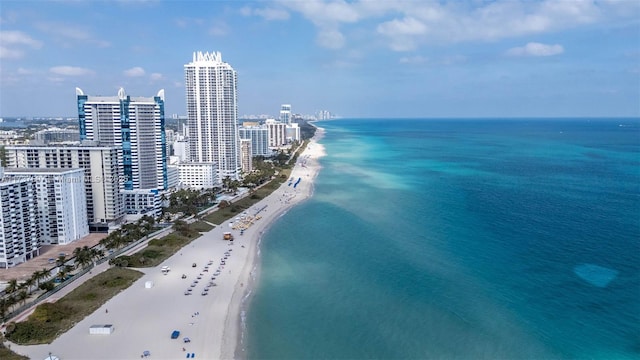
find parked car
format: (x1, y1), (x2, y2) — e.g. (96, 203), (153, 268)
(171, 330), (180, 339)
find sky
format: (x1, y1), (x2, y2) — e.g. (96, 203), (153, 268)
(0, 0), (639, 119)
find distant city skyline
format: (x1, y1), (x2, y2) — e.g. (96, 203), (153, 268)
(1, 1), (639, 118)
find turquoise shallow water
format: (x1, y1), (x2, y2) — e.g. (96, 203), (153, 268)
(245, 118), (640, 359)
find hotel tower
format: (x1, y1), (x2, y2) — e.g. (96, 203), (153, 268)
(77, 87), (168, 191)
(184, 51), (241, 181)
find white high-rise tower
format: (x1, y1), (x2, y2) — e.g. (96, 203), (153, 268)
(184, 51), (241, 181)
(280, 104), (291, 124)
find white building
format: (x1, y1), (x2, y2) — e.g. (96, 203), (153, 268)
(280, 104), (292, 124)
(0, 170), (40, 268)
(33, 128), (80, 144)
(184, 51), (241, 180)
(165, 129), (175, 157)
(122, 189), (161, 218)
(266, 119), (287, 148)
(5, 144), (125, 232)
(177, 162), (218, 189)
(173, 140), (189, 162)
(240, 138), (253, 173)
(238, 125), (271, 157)
(286, 123), (301, 143)
(77, 87), (168, 191)
(4, 168), (89, 245)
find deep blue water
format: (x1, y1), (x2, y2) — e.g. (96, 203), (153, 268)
(245, 118), (640, 359)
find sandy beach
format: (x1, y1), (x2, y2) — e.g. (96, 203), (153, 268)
(9, 127), (325, 360)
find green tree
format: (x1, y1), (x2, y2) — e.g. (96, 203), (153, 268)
(32, 268), (50, 288)
(22, 278), (35, 295)
(5, 279), (18, 295)
(17, 290), (28, 306)
(73, 246), (93, 269)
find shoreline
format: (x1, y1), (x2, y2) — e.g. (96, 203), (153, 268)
(225, 127), (326, 359)
(8, 127), (326, 360)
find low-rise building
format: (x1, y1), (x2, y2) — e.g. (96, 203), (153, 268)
(177, 162), (218, 189)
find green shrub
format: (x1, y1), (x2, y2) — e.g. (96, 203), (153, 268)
(39, 281), (54, 291)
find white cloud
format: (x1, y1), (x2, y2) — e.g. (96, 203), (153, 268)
(50, 66), (94, 76)
(17, 67), (34, 75)
(283, 0), (361, 25)
(316, 28), (346, 49)
(150, 73), (163, 81)
(124, 67), (146, 77)
(35, 22), (110, 48)
(241, 6), (290, 21)
(0, 46), (23, 59)
(209, 22), (229, 36)
(0, 30), (42, 47)
(279, 0), (637, 52)
(507, 42), (564, 57)
(0, 31), (42, 59)
(377, 17), (428, 36)
(399, 56), (428, 64)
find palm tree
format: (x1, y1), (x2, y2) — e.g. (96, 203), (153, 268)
(32, 268), (50, 289)
(0, 297), (8, 320)
(55, 264), (73, 283)
(23, 277), (35, 295)
(5, 279), (18, 295)
(222, 176), (231, 191)
(56, 255), (67, 269)
(90, 248), (104, 266)
(73, 246), (92, 269)
(17, 290), (28, 306)
(5, 295), (17, 312)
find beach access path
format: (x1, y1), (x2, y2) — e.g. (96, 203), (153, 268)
(9, 127), (326, 360)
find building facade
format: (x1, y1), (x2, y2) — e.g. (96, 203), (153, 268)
(77, 87), (167, 191)
(266, 119), (287, 148)
(166, 165), (179, 189)
(286, 123), (301, 143)
(0, 170), (40, 268)
(33, 128), (80, 144)
(173, 140), (189, 162)
(184, 51), (241, 181)
(280, 104), (292, 124)
(240, 138), (253, 173)
(4, 168), (89, 245)
(5, 144), (125, 231)
(177, 162), (218, 189)
(122, 189), (161, 218)
(238, 126), (271, 157)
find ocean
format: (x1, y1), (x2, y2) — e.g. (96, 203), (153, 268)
(244, 118), (640, 359)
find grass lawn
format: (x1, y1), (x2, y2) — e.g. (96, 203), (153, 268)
(119, 230), (201, 268)
(204, 170), (292, 225)
(189, 220), (214, 233)
(5, 268), (142, 345)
